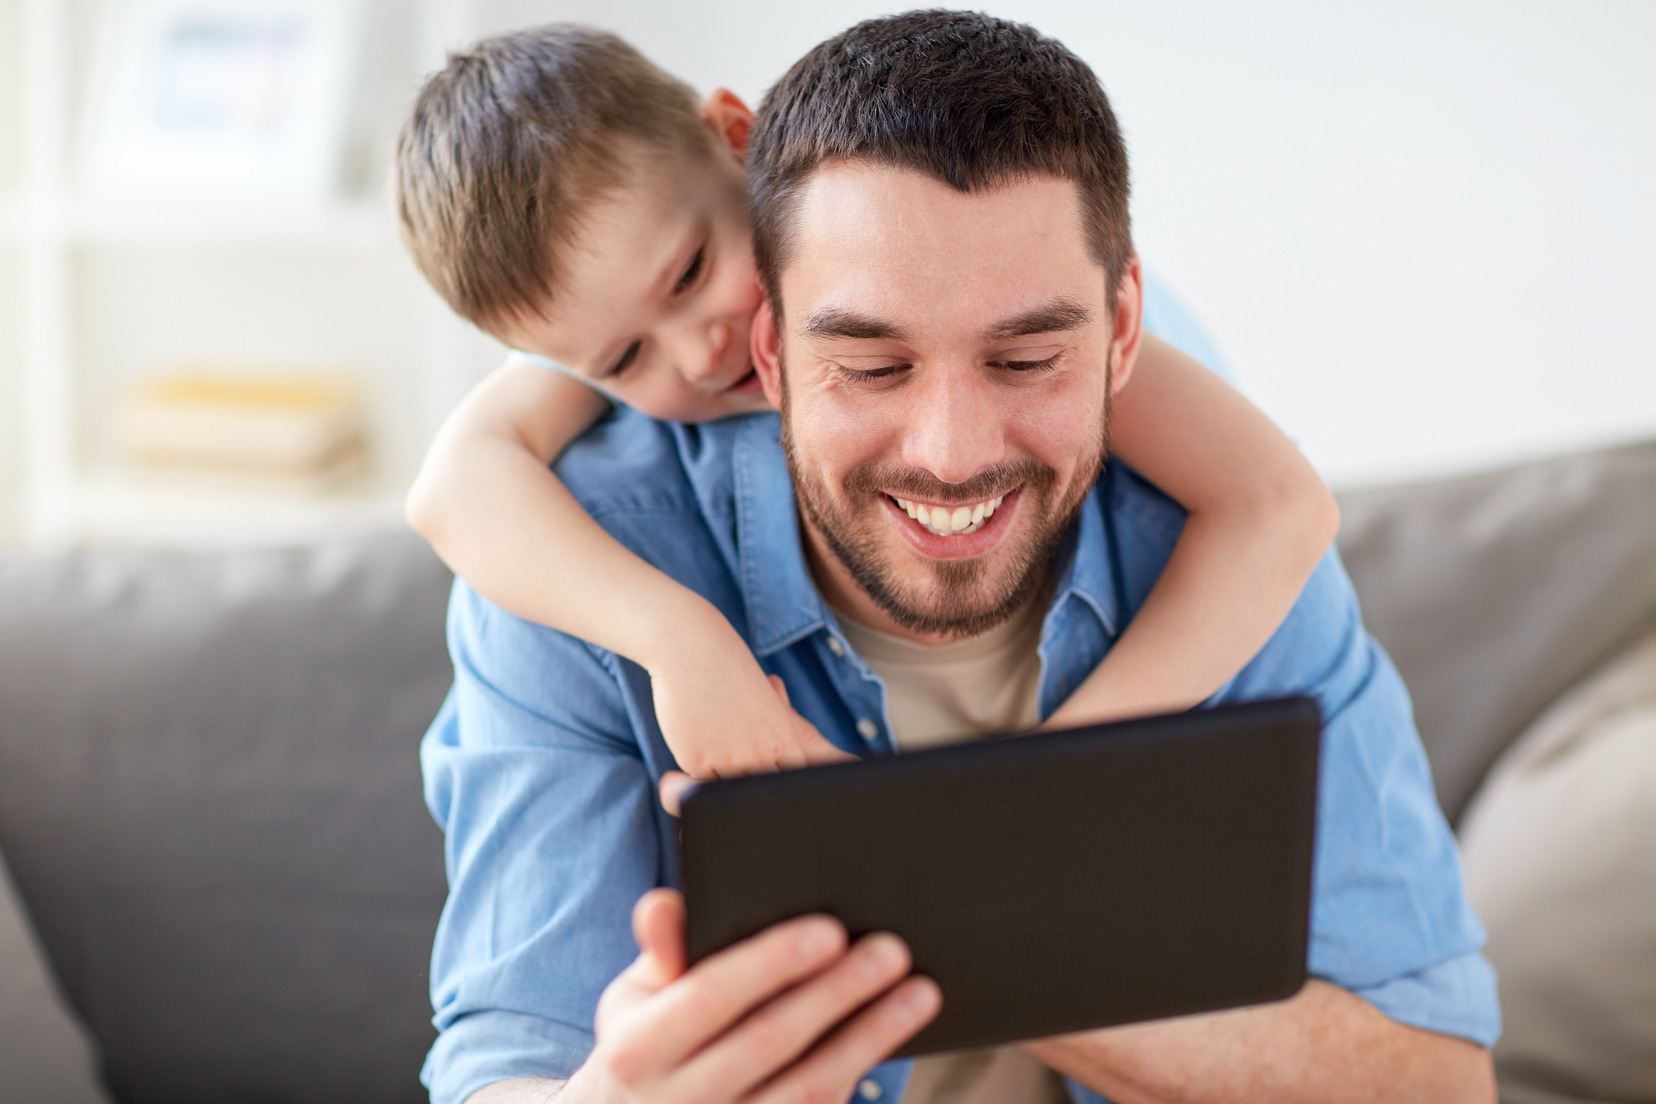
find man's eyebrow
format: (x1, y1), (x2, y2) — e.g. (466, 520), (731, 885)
(982, 298), (1093, 340)
(801, 308), (908, 341)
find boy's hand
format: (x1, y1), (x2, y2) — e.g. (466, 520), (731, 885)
(648, 629), (852, 783)
(657, 674), (849, 814)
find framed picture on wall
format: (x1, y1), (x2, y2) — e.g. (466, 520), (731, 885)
(80, 0), (363, 202)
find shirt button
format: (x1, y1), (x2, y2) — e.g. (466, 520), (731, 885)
(827, 635), (846, 657)
(858, 1079), (883, 1100)
(855, 718), (880, 742)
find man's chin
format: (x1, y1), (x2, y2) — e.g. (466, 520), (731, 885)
(880, 566), (1050, 639)
(827, 520), (1053, 639)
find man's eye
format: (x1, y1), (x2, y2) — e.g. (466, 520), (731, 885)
(834, 364), (907, 384)
(607, 340), (642, 378)
(673, 248), (705, 295)
(994, 354), (1063, 373)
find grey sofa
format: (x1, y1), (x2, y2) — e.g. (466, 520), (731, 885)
(2, 438), (1654, 1103)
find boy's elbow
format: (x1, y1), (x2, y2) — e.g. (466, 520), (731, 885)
(1268, 468), (1341, 563)
(404, 475), (446, 542)
(1305, 480), (1341, 551)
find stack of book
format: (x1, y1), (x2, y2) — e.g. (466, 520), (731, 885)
(117, 369), (367, 493)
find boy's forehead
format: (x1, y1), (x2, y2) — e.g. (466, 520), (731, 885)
(523, 168), (703, 359)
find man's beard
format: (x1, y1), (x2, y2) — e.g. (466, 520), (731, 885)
(780, 356), (1111, 639)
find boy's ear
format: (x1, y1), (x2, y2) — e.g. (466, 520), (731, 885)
(702, 88), (754, 160)
(751, 298), (785, 410)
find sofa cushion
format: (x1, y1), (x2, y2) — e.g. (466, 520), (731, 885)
(1335, 438), (1656, 822)
(0, 534), (453, 1104)
(0, 844), (112, 1103)
(1458, 629), (1656, 1103)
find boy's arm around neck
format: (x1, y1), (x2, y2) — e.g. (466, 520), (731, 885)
(406, 358), (728, 674)
(405, 360), (845, 780)
(1047, 334), (1340, 726)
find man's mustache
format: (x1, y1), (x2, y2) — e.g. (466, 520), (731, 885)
(843, 458), (1056, 505)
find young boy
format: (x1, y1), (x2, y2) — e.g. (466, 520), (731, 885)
(392, 24), (1339, 781)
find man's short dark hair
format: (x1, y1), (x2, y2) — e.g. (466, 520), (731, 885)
(393, 25), (712, 332)
(748, 10), (1133, 314)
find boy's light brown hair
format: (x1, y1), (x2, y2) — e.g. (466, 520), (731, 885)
(393, 25), (712, 332)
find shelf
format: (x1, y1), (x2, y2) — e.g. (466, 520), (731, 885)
(0, 194), (398, 249)
(25, 475), (411, 549)
(4, 0), (481, 547)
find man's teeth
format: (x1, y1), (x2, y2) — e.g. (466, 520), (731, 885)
(893, 494), (1005, 536)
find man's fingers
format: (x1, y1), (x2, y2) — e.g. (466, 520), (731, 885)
(744, 976), (942, 1104)
(597, 890), (688, 1033)
(767, 674), (791, 706)
(659, 771), (696, 817)
(670, 933), (913, 1100)
(614, 913), (849, 1070)
(631, 888), (686, 986)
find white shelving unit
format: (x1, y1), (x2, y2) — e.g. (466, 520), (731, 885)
(2, 0), (503, 548)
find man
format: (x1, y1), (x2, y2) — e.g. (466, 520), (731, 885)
(422, 12), (1500, 1104)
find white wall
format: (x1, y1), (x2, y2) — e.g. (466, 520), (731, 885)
(477, 0), (1656, 486)
(0, 2), (21, 541)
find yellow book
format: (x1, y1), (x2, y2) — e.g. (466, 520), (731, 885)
(118, 370), (365, 477)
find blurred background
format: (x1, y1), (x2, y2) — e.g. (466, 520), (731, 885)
(0, 0), (1653, 548)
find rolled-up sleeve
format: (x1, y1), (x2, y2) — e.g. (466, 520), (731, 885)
(1351, 952), (1501, 1046)
(419, 581), (673, 1104)
(1218, 548), (1501, 1047)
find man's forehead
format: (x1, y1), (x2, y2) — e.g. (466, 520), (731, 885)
(779, 162), (1103, 326)
(792, 160), (1086, 235)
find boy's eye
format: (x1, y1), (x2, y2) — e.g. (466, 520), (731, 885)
(606, 340), (642, 378)
(673, 247), (705, 295)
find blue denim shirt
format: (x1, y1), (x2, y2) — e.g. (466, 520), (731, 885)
(420, 410), (1500, 1104)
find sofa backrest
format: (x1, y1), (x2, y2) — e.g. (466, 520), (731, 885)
(0, 535), (453, 1104)
(1336, 438), (1656, 822)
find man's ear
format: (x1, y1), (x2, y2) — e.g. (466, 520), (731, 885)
(701, 88), (754, 160)
(1108, 255), (1145, 396)
(751, 298), (785, 410)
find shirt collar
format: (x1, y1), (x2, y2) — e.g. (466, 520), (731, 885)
(733, 416), (831, 656)
(1047, 475), (1122, 642)
(730, 414), (1123, 656)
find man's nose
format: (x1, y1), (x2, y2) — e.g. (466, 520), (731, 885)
(899, 366), (1006, 486)
(669, 318), (732, 386)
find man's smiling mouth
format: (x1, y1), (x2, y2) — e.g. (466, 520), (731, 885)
(888, 493), (1006, 536)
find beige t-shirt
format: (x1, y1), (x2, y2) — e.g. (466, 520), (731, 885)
(833, 599), (1070, 1104)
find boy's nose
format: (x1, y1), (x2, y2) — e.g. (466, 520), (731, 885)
(676, 320), (732, 386)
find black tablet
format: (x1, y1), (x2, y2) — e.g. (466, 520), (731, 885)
(680, 696), (1321, 1056)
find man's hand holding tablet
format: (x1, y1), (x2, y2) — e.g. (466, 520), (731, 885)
(559, 891), (938, 1104)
